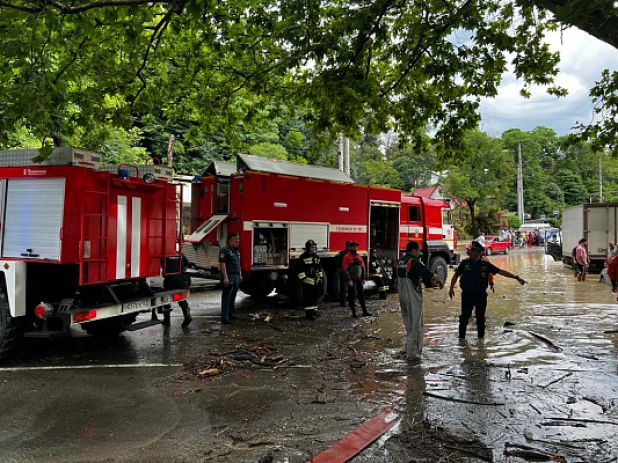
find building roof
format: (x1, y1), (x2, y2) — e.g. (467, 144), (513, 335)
(236, 154), (354, 183)
(412, 186), (438, 199)
(202, 160), (237, 178)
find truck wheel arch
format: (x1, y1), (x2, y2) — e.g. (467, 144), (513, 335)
(428, 255), (449, 282)
(0, 281), (20, 359)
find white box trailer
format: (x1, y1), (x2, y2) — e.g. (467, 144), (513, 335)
(559, 203), (618, 273)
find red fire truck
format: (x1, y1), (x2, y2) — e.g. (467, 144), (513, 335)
(183, 154), (459, 300)
(0, 147), (188, 358)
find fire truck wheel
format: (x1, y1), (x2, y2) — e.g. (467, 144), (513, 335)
(429, 256), (448, 283)
(81, 317), (126, 337)
(241, 278), (273, 299)
(0, 289), (19, 359)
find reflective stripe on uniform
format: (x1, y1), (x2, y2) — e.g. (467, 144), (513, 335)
(304, 258), (313, 264)
(305, 306), (318, 311)
(305, 277), (315, 285)
(317, 271), (323, 278)
(298, 272), (306, 280)
(379, 286), (389, 292)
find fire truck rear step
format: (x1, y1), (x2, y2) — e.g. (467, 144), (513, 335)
(23, 330), (70, 339)
(125, 319), (162, 331)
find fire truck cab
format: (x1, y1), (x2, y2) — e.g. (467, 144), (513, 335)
(0, 147), (188, 359)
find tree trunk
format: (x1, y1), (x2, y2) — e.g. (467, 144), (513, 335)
(534, 0), (618, 50)
(468, 199), (477, 238)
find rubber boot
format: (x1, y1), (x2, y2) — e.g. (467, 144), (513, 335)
(181, 306), (193, 327)
(360, 302), (372, 317)
(350, 305), (358, 318)
(379, 292), (387, 300)
(458, 323), (467, 339)
(478, 325), (485, 339)
(161, 311), (171, 327)
(305, 310), (316, 320)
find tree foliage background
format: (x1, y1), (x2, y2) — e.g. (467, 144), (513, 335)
(0, 0), (617, 238)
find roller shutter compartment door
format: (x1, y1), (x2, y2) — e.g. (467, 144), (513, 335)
(2, 178), (66, 260)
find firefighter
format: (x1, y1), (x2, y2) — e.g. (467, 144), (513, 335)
(465, 242), (495, 292)
(162, 254), (193, 327)
(342, 242), (372, 318)
(397, 241), (443, 361)
(219, 232), (242, 324)
(449, 240), (526, 339)
(334, 241), (352, 306)
(369, 248), (389, 299)
(295, 239), (323, 320)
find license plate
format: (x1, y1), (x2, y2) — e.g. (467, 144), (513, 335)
(123, 299), (153, 312)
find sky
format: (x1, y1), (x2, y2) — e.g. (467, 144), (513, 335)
(478, 26), (618, 137)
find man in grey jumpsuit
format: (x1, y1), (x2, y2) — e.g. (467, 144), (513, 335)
(397, 241), (443, 362)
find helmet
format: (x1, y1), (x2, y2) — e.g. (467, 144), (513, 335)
(305, 239), (317, 251)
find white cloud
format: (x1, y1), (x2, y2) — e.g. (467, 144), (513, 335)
(479, 26), (618, 136)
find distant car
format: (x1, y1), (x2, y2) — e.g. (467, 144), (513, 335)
(484, 235), (511, 255)
(467, 235), (511, 256)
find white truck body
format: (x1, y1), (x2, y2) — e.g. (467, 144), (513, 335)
(561, 203), (618, 272)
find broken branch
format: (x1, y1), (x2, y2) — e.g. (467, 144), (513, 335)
(423, 391), (505, 406)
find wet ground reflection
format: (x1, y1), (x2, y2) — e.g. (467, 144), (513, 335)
(356, 248), (618, 462)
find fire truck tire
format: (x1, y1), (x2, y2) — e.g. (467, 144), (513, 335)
(241, 277), (273, 299)
(0, 289), (19, 359)
(429, 256), (448, 283)
(81, 317), (126, 337)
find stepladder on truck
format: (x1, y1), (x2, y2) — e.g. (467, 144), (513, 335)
(0, 147), (189, 359)
(182, 154), (460, 304)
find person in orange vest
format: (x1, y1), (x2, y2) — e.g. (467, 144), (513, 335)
(342, 242), (372, 318)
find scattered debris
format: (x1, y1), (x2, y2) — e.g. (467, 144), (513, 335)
(197, 368), (220, 377)
(423, 391), (505, 406)
(539, 372), (573, 389)
(526, 330), (563, 352)
(503, 442), (567, 462)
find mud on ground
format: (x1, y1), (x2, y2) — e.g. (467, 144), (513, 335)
(169, 297), (507, 463)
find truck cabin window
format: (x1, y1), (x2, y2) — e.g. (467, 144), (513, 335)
(409, 206), (421, 222)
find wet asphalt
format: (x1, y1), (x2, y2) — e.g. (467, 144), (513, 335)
(1, 248), (618, 462)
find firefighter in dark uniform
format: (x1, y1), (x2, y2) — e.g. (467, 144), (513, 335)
(295, 239), (323, 320)
(369, 249), (389, 299)
(449, 240), (526, 339)
(219, 232), (242, 324)
(162, 254), (192, 327)
(335, 241), (352, 306)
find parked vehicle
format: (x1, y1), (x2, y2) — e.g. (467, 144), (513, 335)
(483, 235), (511, 255)
(0, 147), (188, 359)
(545, 203), (618, 273)
(468, 236), (510, 255)
(183, 155), (460, 302)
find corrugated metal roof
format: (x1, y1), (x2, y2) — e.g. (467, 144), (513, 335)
(202, 160), (237, 177)
(236, 154), (354, 183)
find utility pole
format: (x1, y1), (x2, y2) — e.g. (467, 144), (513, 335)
(343, 137), (350, 176)
(599, 155), (603, 203)
(166, 134), (175, 168)
(517, 143), (524, 223)
(337, 134), (344, 172)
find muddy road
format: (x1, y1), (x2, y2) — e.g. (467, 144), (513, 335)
(1, 248), (618, 463)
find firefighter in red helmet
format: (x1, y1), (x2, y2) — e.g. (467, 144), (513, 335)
(295, 239), (323, 320)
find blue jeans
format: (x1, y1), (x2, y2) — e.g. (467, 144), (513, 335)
(221, 274), (240, 322)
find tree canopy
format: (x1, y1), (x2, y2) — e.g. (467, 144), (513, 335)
(3, 0), (615, 157)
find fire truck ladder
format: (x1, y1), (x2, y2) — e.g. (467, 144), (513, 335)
(79, 176), (110, 285)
